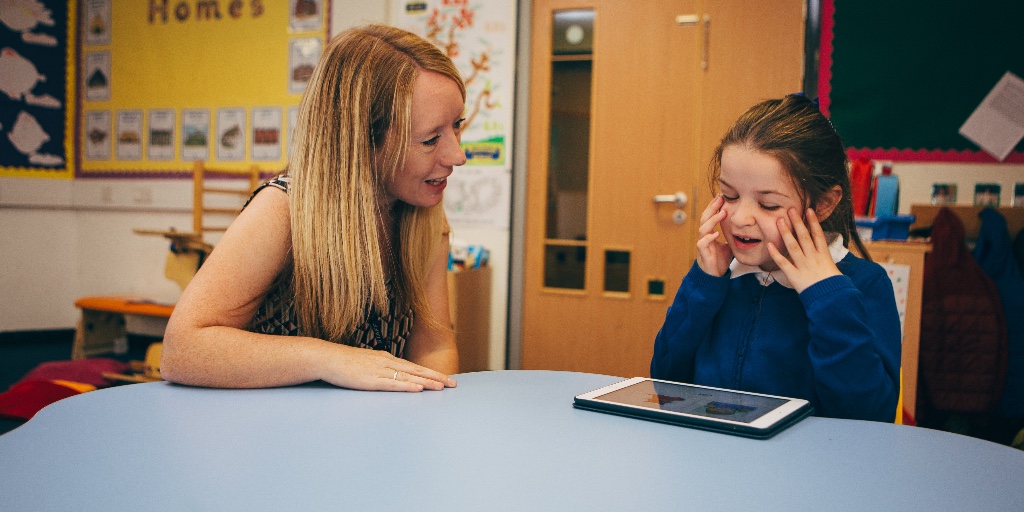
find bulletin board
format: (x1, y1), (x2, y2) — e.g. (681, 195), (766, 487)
(391, 0), (516, 228)
(820, 0), (1024, 163)
(0, 0), (76, 179)
(77, 0), (329, 176)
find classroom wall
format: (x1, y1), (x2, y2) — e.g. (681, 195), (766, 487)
(1, 1), (1020, 372)
(891, 162), (1024, 213)
(0, 0), (513, 371)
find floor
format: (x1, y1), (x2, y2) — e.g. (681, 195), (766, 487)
(0, 329), (154, 436)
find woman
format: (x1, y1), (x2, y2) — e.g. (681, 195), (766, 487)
(161, 25), (465, 391)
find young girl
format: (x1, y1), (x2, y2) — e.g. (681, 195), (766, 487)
(650, 94), (901, 422)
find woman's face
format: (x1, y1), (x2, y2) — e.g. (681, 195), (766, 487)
(384, 70), (466, 209)
(718, 145), (806, 271)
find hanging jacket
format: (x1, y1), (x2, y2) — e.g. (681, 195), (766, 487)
(919, 207), (1007, 413)
(1014, 228), (1024, 276)
(973, 208), (1024, 417)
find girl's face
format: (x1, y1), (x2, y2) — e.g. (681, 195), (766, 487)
(384, 70), (466, 209)
(718, 145), (806, 271)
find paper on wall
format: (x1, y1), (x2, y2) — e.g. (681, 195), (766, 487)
(959, 71), (1024, 161)
(880, 263), (911, 339)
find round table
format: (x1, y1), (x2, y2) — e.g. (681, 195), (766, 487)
(1, 370), (1021, 511)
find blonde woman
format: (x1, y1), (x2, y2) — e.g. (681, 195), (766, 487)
(161, 25), (464, 391)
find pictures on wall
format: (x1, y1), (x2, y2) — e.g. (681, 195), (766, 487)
(251, 107), (283, 162)
(289, 0), (324, 33)
(974, 183), (1002, 207)
(931, 183), (957, 205)
(83, 0), (112, 45)
(147, 109), (176, 161)
(84, 110), (111, 160)
(181, 109), (211, 162)
(115, 110), (143, 160)
(216, 108), (246, 162)
(83, 51), (111, 101)
(288, 38), (322, 95)
(74, 1), (328, 175)
(1014, 183), (1024, 207)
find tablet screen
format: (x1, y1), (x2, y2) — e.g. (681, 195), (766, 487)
(593, 380), (788, 424)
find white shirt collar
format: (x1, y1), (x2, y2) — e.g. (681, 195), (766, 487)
(729, 234), (849, 288)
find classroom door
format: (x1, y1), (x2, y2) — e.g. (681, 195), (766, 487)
(521, 0), (804, 377)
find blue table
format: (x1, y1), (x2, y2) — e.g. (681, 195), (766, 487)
(1, 370), (1021, 511)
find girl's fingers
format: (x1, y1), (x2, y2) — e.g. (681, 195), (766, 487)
(777, 215), (804, 264)
(698, 207), (726, 239)
(787, 207), (815, 249)
(767, 242), (795, 273)
(699, 195), (725, 225)
(805, 208), (828, 250)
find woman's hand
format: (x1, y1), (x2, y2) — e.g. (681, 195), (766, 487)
(767, 208), (841, 293)
(695, 195), (733, 277)
(319, 344), (457, 392)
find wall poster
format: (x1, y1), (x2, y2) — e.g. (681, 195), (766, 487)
(392, 0), (516, 228)
(77, 0), (328, 176)
(0, 0), (75, 178)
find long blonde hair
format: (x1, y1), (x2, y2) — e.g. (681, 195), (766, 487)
(288, 25), (465, 342)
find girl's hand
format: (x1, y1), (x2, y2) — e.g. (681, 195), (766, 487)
(320, 344), (457, 392)
(767, 208), (841, 293)
(695, 195), (733, 277)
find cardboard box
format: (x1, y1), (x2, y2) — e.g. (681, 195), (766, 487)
(447, 266), (492, 372)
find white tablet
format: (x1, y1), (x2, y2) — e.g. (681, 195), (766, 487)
(573, 377), (813, 439)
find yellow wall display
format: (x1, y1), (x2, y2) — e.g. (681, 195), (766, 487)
(79, 0), (328, 176)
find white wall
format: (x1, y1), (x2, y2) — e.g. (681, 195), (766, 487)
(0, 178), (191, 330)
(0, 0), (513, 370)
(890, 162), (1024, 212)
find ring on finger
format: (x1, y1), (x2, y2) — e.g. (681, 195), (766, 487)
(393, 370), (399, 380)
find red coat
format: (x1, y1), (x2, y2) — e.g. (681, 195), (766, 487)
(920, 208), (1007, 413)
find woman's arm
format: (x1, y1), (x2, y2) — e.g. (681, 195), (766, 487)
(403, 235), (460, 375)
(161, 188), (454, 391)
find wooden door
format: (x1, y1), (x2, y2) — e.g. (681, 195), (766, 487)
(522, 0), (804, 377)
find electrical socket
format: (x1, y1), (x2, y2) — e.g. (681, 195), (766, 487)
(132, 187), (153, 205)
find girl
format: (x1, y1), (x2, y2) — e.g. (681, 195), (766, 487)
(650, 94), (901, 422)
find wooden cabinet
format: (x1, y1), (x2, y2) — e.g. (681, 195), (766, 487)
(858, 241), (931, 420)
(447, 267), (492, 373)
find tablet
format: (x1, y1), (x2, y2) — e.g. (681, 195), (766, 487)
(573, 377), (813, 439)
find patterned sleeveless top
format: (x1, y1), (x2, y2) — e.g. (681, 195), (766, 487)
(244, 176), (413, 358)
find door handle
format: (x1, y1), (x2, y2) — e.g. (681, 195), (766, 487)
(653, 191), (688, 208)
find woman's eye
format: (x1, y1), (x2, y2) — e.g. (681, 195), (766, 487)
(760, 204), (781, 211)
(422, 135), (441, 146)
(454, 117), (466, 131)
(722, 195), (738, 202)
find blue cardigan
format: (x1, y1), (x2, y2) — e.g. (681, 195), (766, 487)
(651, 254), (901, 422)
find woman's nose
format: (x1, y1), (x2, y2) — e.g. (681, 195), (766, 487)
(443, 132), (467, 167)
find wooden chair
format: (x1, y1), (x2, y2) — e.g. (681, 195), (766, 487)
(192, 161), (262, 243)
(134, 162), (262, 290)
